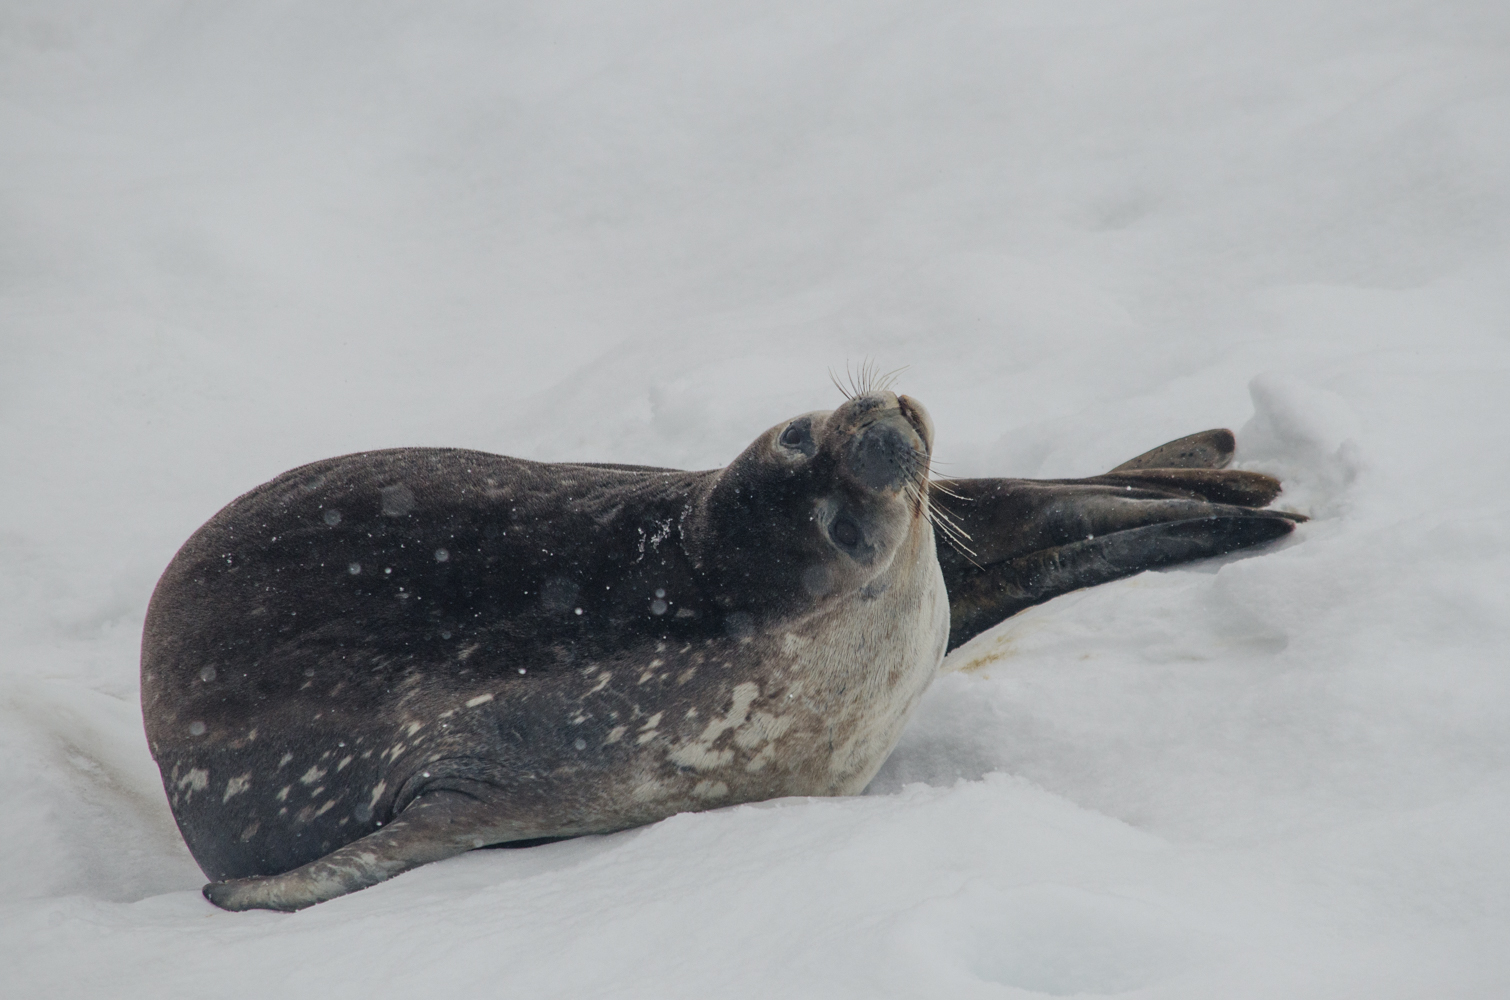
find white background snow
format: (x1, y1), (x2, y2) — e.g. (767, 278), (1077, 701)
(3, 1), (1508, 996)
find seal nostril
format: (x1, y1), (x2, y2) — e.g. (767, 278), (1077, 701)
(832, 515), (861, 548)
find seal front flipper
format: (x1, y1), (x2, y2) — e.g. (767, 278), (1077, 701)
(934, 429), (1302, 651)
(202, 791), (507, 912)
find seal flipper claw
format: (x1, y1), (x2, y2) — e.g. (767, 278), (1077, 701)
(202, 791), (506, 912)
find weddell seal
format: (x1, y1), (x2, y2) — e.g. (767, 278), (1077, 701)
(141, 381), (1301, 911)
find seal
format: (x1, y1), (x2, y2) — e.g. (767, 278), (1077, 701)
(141, 388), (1299, 911)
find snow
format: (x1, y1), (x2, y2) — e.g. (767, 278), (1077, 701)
(3, 1), (1509, 996)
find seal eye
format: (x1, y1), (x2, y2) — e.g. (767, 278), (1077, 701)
(831, 515), (861, 549)
(779, 424), (806, 448)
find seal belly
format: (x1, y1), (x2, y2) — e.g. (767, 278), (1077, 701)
(809, 527), (949, 795)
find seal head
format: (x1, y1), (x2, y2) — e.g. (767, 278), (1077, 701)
(686, 390), (938, 615)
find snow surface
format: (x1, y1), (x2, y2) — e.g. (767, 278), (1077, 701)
(3, 1), (1509, 996)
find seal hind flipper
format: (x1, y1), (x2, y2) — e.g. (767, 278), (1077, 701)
(1090, 428), (1288, 506)
(934, 429), (1301, 650)
(1109, 428), (1234, 471)
(940, 511), (1295, 650)
(1078, 468), (1286, 508)
(202, 791), (509, 912)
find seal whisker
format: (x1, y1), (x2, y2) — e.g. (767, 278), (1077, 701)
(927, 479), (971, 502)
(927, 502), (979, 562)
(830, 361), (907, 402)
(918, 482), (980, 564)
(898, 450), (937, 492)
(828, 367), (855, 401)
(852, 360), (875, 397)
(928, 501), (974, 544)
(930, 514), (979, 562)
(897, 455), (934, 506)
(895, 451), (977, 564)
(874, 365), (909, 394)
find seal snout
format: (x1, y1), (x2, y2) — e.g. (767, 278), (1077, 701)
(839, 393), (933, 495)
(847, 421), (916, 492)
